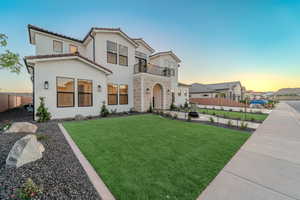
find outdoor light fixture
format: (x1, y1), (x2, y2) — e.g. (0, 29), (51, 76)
(97, 85), (102, 92)
(167, 89), (170, 95)
(146, 88), (150, 94)
(44, 81), (49, 89)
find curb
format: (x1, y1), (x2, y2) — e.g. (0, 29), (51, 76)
(58, 123), (116, 200)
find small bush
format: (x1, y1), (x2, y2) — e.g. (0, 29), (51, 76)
(1, 121), (11, 132)
(210, 117), (214, 123)
(148, 103), (153, 113)
(229, 109), (233, 112)
(250, 117), (255, 122)
(239, 109), (243, 112)
(187, 114), (192, 122)
(36, 134), (49, 141)
(212, 112), (216, 116)
(212, 107), (215, 110)
(184, 101), (189, 109)
(170, 103), (177, 111)
(100, 101), (109, 117)
(227, 120), (233, 127)
(18, 178), (42, 200)
(36, 97), (51, 122)
(240, 121), (248, 130)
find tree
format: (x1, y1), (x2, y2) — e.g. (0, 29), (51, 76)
(36, 97), (51, 122)
(0, 34), (22, 73)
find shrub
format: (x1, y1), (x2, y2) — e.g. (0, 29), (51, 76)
(1, 121), (11, 132)
(18, 178), (42, 200)
(36, 134), (49, 141)
(240, 121), (248, 130)
(184, 101), (189, 109)
(170, 103), (177, 111)
(209, 117), (214, 123)
(165, 113), (172, 118)
(212, 112), (216, 116)
(187, 114), (192, 122)
(100, 101), (109, 117)
(148, 103), (153, 113)
(239, 109), (243, 112)
(212, 107), (215, 110)
(229, 109), (233, 112)
(36, 97), (51, 122)
(227, 120), (233, 127)
(250, 117), (255, 122)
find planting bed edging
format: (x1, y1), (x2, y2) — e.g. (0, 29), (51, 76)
(58, 123), (116, 200)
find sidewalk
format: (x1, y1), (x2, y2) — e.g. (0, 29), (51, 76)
(197, 102), (300, 200)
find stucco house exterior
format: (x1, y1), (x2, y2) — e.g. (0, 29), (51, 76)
(189, 81), (244, 102)
(24, 25), (188, 120)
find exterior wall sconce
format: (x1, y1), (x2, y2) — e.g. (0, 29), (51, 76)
(44, 81), (49, 89)
(97, 85), (102, 92)
(146, 88), (150, 94)
(167, 89), (170, 95)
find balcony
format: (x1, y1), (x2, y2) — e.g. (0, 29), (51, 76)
(134, 63), (174, 77)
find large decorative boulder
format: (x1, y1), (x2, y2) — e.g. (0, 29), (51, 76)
(5, 122), (37, 134)
(6, 134), (44, 168)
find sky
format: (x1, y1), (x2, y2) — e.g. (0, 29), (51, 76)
(1, 0), (300, 92)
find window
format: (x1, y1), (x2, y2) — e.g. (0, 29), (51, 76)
(69, 45), (78, 53)
(57, 77), (74, 107)
(107, 41), (117, 64)
(119, 44), (128, 66)
(119, 85), (128, 105)
(108, 84), (118, 105)
(78, 79), (92, 107)
(53, 40), (63, 53)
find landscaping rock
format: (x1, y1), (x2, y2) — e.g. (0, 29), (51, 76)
(74, 114), (85, 121)
(6, 134), (44, 168)
(4, 122), (37, 134)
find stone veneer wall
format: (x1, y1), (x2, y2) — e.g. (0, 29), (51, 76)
(133, 73), (172, 112)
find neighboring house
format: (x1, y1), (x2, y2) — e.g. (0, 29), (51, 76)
(245, 90), (274, 100)
(273, 88), (300, 101)
(189, 81), (244, 102)
(24, 25), (188, 120)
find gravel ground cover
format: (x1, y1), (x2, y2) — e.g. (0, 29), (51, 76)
(0, 118), (100, 199)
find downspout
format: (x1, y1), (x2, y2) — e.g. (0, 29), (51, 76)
(90, 32), (95, 62)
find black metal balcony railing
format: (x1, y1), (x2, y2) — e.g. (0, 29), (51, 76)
(134, 63), (174, 77)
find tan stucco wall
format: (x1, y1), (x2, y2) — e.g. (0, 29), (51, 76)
(133, 73), (172, 112)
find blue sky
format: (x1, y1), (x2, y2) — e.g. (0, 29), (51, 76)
(1, 0), (300, 92)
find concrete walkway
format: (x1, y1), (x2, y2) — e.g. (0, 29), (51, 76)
(197, 102), (300, 200)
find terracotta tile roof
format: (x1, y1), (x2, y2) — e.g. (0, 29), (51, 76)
(28, 24), (83, 43)
(131, 38), (155, 53)
(28, 24), (138, 46)
(24, 52), (112, 74)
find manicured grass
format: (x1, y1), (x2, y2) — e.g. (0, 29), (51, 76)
(198, 108), (268, 121)
(64, 115), (250, 200)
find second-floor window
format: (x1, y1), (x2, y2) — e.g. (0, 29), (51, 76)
(53, 40), (63, 53)
(119, 44), (128, 66)
(107, 41), (117, 64)
(69, 45), (78, 53)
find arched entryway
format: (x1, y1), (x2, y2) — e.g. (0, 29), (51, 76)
(153, 83), (163, 109)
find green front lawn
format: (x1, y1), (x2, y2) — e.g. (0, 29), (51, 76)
(198, 108), (268, 122)
(64, 115), (250, 200)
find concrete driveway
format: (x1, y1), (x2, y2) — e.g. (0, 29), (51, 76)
(197, 102), (300, 200)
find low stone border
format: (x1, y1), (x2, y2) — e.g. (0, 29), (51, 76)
(58, 123), (116, 200)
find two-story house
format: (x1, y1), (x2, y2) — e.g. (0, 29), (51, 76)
(25, 25), (189, 120)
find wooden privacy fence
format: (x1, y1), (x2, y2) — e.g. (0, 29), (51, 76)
(190, 98), (247, 107)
